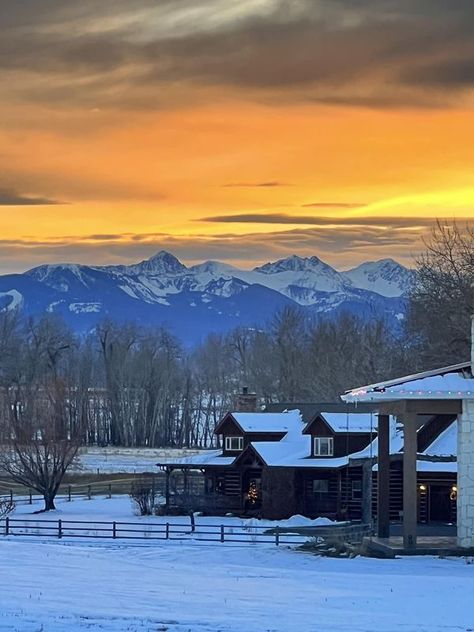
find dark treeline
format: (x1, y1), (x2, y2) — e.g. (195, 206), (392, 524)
(0, 221), (471, 448)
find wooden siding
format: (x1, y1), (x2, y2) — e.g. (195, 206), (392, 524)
(371, 464), (457, 522)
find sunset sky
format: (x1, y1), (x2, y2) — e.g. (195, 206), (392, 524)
(1, 0), (473, 273)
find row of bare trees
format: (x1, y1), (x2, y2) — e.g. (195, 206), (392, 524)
(0, 220), (470, 512)
(0, 221), (471, 452)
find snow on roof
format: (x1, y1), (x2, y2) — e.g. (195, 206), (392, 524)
(231, 410), (303, 433)
(342, 362), (473, 403)
(423, 421), (457, 458)
(416, 460), (457, 473)
(349, 417), (402, 460)
(156, 450), (235, 467)
(321, 412), (376, 433)
(251, 437), (349, 468)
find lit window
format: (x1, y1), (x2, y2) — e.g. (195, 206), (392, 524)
(225, 436), (243, 451)
(313, 437), (334, 456)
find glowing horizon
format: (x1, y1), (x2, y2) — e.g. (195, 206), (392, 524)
(1, 1), (473, 273)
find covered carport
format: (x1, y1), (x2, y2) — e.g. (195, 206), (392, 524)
(343, 359), (474, 553)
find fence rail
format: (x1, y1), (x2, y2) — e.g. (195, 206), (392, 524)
(0, 478), (168, 506)
(0, 517), (371, 547)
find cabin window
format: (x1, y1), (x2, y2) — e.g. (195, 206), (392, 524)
(313, 437), (334, 456)
(216, 475), (225, 494)
(205, 477), (214, 494)
(312, 479), (329, 495)
(225, 436), (244, 451)
(352, 480), (362, 500)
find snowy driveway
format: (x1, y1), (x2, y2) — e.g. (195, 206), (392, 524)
(0, 538), (473, 632)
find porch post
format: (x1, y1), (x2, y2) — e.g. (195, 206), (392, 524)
(361, 460), (373, 526)
(165, 467), (171, 510)
(402, 413), (418, 550)
(377, 414), (390, 538)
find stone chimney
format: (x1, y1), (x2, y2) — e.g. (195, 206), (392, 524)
(235, 387), (258, 412)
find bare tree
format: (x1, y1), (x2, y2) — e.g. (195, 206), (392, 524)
(0, 497), (14, 519)
(407, 220), (474, 367)
(0, 379), (82, 511)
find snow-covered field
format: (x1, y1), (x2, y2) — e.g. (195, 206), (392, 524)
(76, 447), (205, 474)
(1, 497), (473, 632)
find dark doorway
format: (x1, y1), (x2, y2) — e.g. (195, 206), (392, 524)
(429, 485), (452, 522)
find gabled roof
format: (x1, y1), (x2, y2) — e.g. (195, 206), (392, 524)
(303, 412), (377, 434)
(422, 420), (457, 458)
(342, 361), (473, 402)
(214, 410), (302, 435)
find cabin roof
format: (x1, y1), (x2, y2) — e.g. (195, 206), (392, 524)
(156, 450), (236, 468)
(230, 410), (302, 433)
(342, 361), (473, 403)
(316, 412), (376, 434)
(422, 420), (457, 458)
(251, 437), (350, 468)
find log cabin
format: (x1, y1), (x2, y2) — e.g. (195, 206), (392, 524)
(157, 398), (457, 522)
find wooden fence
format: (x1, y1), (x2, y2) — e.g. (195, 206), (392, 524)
(0, 478), (166, 506)
(0, 517), (371, 547)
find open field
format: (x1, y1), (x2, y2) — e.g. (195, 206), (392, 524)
(0, 497), (473, 631)
(1, 534), (473, 631)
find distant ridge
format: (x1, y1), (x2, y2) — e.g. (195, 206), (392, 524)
(0, 251), (413, 344)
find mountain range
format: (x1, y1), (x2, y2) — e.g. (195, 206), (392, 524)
(0, 252), (413, 344)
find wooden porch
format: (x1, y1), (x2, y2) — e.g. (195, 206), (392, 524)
(363, 535), (474, 557)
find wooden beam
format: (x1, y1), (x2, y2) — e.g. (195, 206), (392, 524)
(377, 414), (390, 538)
(362, 460), (373, 526)
(378, 400), (462, 416)
(402, 413), (418, 549)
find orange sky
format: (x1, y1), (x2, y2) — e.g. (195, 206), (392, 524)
(0, 1), (473, 272)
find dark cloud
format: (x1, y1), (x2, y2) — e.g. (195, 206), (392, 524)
(0, 0), (473, 109)
(401, 57), (474, 88)
(197, 213), (461, 228)
(302, 202), (365, 209)
(0, 187), (61, 206)
(222, 181), (287, 188)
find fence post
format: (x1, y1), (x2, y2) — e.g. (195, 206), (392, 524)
(108, 484), (112, 499)
(87, 485), (91, 500)
(275, 527), (280, 547)
(68, 486), (72, 502)
(58, 519), (62, 539)
(166, 523), (170, 540)
(189, 510), (195, 533)
(220, 525), (225, 543)
(29, 488), (32, 505)
(9, 490), (13, 505)
(113, 521), (117, 539)
(5, 516), (9, 536)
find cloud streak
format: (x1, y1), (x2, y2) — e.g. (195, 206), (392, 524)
(1, 0), (474, 109)
(197, 212), (462, 227)
(0, 187), (61, 206)
(222, 181), (288, 188)
(1, 218), (472, 273)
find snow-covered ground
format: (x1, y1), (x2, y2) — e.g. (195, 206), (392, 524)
(1, 535), (473, 631)
(8, 496), (332, 544)
(76, 447), (205, 474)
(1, 497), (473, 631)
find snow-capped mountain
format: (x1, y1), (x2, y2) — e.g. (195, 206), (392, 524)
(0, 251), (412, 344)
(343, 259), (414, 298)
